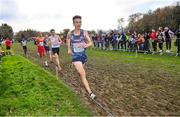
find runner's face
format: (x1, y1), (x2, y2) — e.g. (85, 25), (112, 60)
(38, 33), (42, 37)
(51, 31), (55, 36)
(73, 18), (81, 30)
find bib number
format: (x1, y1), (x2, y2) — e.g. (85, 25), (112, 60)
(73, 43), (84, 53)
(39, 42), (44, 46)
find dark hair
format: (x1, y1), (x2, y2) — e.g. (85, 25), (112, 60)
(72, 15), (81, 22)
(50, 29), (55, 32)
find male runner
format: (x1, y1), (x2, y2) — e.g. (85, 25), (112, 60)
(66, 15), (96, 99)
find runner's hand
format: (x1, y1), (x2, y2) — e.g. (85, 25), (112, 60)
(60, 41), (63, 44)
(68, 50), (72, 54)
(83, 43), (89, 48)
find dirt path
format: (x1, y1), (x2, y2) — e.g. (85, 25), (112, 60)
(18, 51), (115, 116)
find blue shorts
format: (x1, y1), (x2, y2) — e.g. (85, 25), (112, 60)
(72, 55), (87, 64)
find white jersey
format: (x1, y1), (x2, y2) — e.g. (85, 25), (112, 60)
(21, 40), (27, 46)
(49, 35), (60, 48)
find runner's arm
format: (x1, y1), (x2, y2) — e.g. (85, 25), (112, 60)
(66, 32), (72, 54)
(48, 37), (53, 46)
(169, 30), (174, 39)
(35, 37), (39, 45)
(58, 35), (63, 44)
(84, 31), (93, 48)
(47, 38), (51, 46)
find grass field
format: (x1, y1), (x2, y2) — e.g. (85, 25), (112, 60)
(1, 42), (180, 116)
(0, 55), (93, 116)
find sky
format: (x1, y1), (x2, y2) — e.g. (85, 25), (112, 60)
(0, 0), (178, 32)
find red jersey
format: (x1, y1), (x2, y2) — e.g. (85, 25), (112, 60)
(36, 37), (45, 57)
(5, 39), (11, 47)
(136, 37), (142, 45)
(36, 37), (45, 47)
(150, 32), (157, 41)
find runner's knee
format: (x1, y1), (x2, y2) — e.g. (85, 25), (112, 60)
(78, 69), (86, 76)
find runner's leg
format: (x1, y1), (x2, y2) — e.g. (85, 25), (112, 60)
(73, 61), (92, 94)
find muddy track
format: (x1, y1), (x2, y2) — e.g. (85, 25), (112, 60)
(16, 51), (115, 116)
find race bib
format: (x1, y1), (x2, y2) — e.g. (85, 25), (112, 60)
(52, 39), (59, 47)
(22, 41), (27, 46)
(39, 42), (44, 46)
(73, 43), (84, 53)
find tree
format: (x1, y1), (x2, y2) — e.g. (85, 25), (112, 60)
(118, 18), (124, 32)
(63, 29), (70, 37)
(14, 29), (38, 42)
(0, 23), (14, 40)
(126, 3), (180, 33)
(127, 13), (143, 32)
(173, 2), (180, 29)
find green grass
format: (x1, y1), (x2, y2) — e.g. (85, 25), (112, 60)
(0, 55), (92, 116)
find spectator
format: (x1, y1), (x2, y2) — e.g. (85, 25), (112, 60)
(150, 29), (158, 54)
(112, 32), (118, 50)
(128, 33), (136, 52)
(136, 34), (145, 51)
(175, 25), (180, 56)
(163, 27), (174, 54)
(121, 32), (127, 51)
(117, 34), (121, 49)
(104, 34), (110, 50)
(157, 27), (164, 55)
(143, 32), (150, 54)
